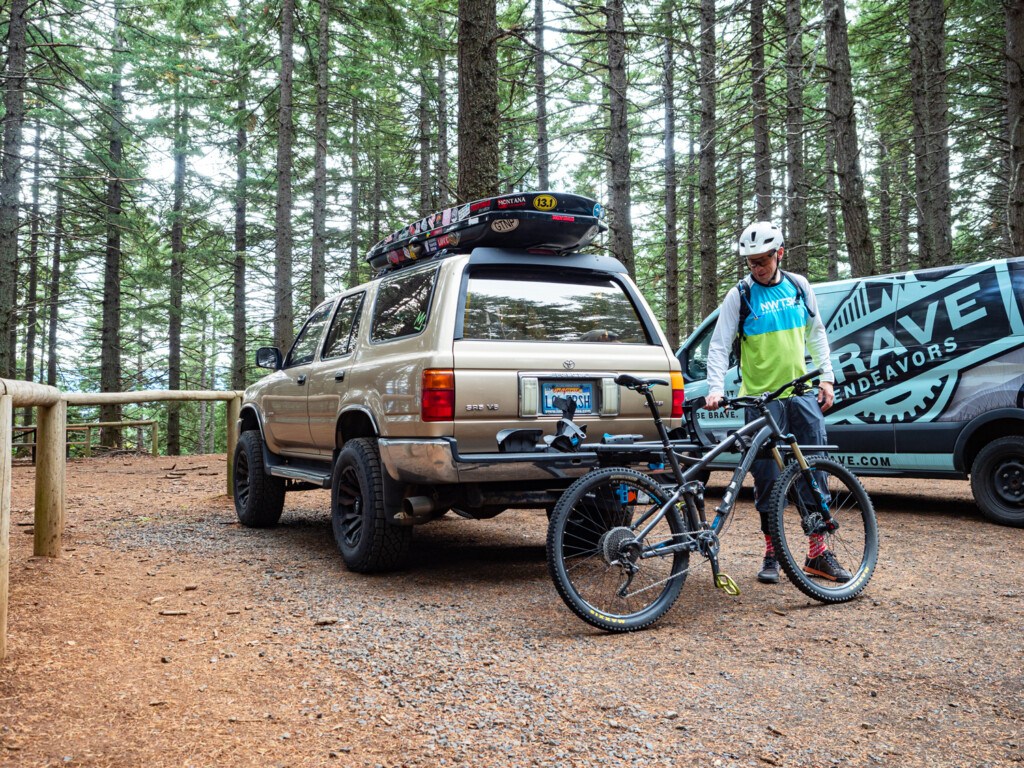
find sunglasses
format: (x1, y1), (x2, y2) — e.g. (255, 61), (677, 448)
(746, 250), (779, 269)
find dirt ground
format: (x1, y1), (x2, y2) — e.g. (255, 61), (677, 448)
(1, 454), (1022, 768)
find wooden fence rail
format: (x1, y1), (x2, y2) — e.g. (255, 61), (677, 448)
(15, 420), (161, 457)
(0, 380), (244, 659)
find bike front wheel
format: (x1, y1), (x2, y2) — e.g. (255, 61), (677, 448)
(767, 456), (878, 603)
(547, 467), (691, 632)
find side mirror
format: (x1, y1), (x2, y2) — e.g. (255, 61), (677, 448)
(256, 346), (283, 371)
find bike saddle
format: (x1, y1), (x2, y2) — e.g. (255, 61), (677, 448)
(615, 373), (668, 391)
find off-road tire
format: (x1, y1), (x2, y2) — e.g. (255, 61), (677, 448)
(767, 457), (878, 603)
(547, 467), (690, 632)
(233, 430), (286, 528)
(970, 436), (1024, 527)
(331, 437), (412, 573)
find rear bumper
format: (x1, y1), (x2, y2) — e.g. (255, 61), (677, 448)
(377, 437), (598, 484)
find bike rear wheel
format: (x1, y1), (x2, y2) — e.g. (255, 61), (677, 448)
(547, 467), (690, 632)
(767, 456), (878, 603)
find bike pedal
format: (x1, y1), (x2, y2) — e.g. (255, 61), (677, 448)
(715, 573), (741, 596)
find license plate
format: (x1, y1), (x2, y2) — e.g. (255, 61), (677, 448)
(541, 382), (594, 415)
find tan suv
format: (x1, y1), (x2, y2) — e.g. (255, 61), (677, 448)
(234, 200), (683, 573)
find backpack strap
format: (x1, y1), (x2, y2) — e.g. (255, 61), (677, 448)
(780, 270), (815, 318)
(736, 279), (754, 340)
(732, 279), (754, 380)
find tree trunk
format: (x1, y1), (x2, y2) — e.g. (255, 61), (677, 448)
(100, 0), (126, 447)
(274, 0), (296, 352)
(534, 0), (550, 189)
(168, 97), (187, 456)
(909, 0), (952, 267)
(232, 97), (248, 391)
(663, 10), (679, 348)
(436, 20), (451, 208)
(0, 0), (28, 379)
(897, 150), (912, 270)
(22, 123), (41, 424)
(878, 137), (893, 274)
(198, 321), (209, 452)
(685, 132), (697, 335)
(606, 0), (635, 275)
(231, 3), (249, 392)
(419, 78), (431, 215)
(46, 147), (63, 388)
(751, 0), (771, 220)
(824, 126), (839, 279)
(348, 99), (360, 289)
(457, 0), (499, 202)
(310, 0), (329, 309)
(823, 0), (874, 277)
(735, 157), (745, 282)
(699, 0), (718, 314)
(1007, 0), (1024, 254)
(785, 0), (808, 276)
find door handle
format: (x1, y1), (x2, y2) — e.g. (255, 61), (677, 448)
(297, 374), (307, 385)
(334, 371), (346, 382)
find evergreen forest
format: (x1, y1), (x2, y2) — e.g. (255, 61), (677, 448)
(1, 0), (1022, 454)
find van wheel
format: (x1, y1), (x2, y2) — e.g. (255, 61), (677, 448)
(970, 436), (1024, 527)
(331, 437), (412, 572)
(233, 430), (285, 527)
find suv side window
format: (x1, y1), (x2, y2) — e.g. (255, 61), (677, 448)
(371, 267), (437, 342)
(461, 267), (649, 343)
(285, 301), (334, 367)
(323, 293), (365, 359)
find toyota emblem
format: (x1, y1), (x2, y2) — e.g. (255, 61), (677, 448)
(563, 360), (576, 370)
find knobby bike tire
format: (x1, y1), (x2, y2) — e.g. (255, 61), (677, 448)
(767, 456), (878, 603)
(546, 467), (690, 632)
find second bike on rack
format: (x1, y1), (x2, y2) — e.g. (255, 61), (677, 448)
(544, 369), (879, 632)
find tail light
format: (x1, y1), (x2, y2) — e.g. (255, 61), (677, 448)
(422, 369), (455, 422)
(671, 371), (685, 419)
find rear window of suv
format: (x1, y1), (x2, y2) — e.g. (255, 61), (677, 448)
(371, 266), (438, 342)
(461, 266), (650, 343)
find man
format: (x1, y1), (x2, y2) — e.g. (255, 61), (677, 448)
(704, 220), (850, 584)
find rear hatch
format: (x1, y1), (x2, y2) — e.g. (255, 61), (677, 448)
(451, 251), (680, 454)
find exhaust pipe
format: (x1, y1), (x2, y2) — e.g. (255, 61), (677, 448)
(403, 496), (436, 517)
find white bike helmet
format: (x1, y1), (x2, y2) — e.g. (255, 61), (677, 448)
(737, 221), (784, 257)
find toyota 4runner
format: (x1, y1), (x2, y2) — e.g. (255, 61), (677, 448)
(233, 192), (684, 572)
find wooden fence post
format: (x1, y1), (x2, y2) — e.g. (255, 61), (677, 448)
(226, 395), (240, 496)
(33, 399), (66, 558)
(1, 394), (13, 659)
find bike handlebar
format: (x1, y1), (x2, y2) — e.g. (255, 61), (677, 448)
(724, 367), (823, 411)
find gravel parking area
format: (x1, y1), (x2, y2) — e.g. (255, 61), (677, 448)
(1, 455), (1021, 767)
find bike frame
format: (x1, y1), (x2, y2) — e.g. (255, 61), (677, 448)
(629, 415), (778, 556)
(627, 389), (833, 561)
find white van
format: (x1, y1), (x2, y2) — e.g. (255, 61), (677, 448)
(677, 256), (1024, 527)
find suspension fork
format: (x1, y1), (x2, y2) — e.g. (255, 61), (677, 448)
(776, 431), (838, 533)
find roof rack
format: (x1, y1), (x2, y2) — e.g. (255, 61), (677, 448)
(365, 191), (607, 274)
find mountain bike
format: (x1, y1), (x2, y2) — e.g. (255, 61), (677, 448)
(545, 369), (879, 632)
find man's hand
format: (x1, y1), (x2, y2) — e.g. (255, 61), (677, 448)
(705, 393), (723, 410)
(818, 380), (834, 412)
